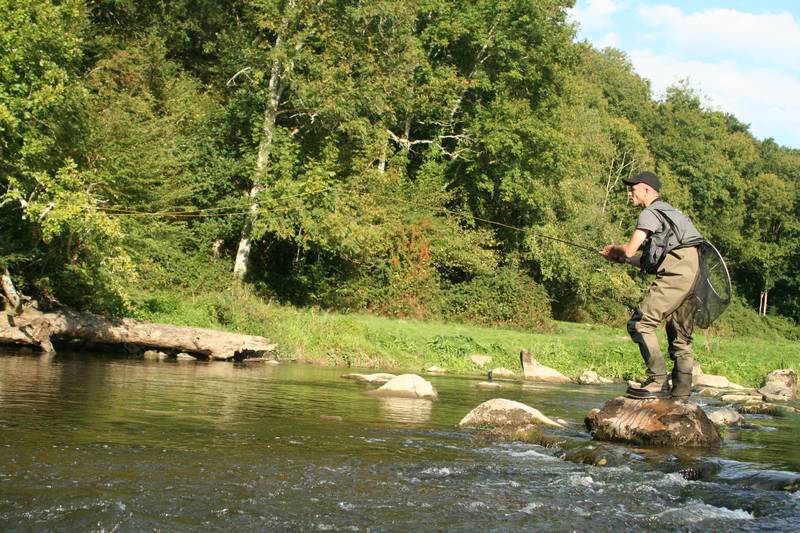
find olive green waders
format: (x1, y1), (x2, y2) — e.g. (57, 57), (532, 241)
(627, 246), (700, 398)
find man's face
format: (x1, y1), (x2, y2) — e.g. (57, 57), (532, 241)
(627, 183), (649, 207)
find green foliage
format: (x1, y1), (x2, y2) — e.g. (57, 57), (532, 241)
(1, 0), (799, 329)
(137, 288), (800, 387)
(439, 266), (552, 330)
(711, 296), (800, 341)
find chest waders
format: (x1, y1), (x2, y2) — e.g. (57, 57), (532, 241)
(626, 202), (703, 400)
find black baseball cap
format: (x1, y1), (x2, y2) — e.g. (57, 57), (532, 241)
(623, 171), (661, 192)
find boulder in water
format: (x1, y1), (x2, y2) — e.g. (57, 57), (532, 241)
(519, 350), (571, 383)
(585, 397), (721, 448)
(720, 393), (762, 403)
(459, 398), (563, 428)
(143, 349), (168, 361)
(577, 370), (614, 385)
(758, 369), (797, 402)
(459, 398), (564, 445)
(343, 372), (396, 384)
(693, 373), (746, 390)
(737, 401), (796, 417)
(488, 367), (516, 379)
(370, 374), (438, 400)
(707, 407), (743, 427)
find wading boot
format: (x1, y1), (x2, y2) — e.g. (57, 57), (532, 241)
(626, 376), (671, 399)
(670, 367), (693, 400)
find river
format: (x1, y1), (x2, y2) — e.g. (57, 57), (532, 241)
(0, 350), (798, 531)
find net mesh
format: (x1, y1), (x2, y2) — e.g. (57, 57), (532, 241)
(693, 241), (732, 329)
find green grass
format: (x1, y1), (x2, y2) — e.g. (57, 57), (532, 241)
(131, 287), (800, 388)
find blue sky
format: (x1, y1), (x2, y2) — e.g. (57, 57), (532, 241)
(568, 1), (800, 149)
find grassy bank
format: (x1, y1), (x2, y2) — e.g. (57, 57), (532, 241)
(132, 288), (800, 389)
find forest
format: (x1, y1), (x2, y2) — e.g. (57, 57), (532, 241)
(2, 0), (799, 333)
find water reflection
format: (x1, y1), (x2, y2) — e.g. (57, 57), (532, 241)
(376, 396), (433, 424)
(0, 351), (798, 532)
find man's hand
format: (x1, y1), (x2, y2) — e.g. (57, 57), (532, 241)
(600, 244), (627, 263)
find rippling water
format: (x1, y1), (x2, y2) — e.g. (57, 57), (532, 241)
(0, 350), (798, 532)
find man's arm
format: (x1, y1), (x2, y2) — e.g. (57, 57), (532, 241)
(600, 229), (649, 265)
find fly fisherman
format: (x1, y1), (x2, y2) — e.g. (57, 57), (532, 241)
(601, 171), (704, 400)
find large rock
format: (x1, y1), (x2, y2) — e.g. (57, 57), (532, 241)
(459, 398), (563, 428)
(370, 374), (438, 400)
(758, 369), (797, 402)
(585, 397), (721, 447)
(519, 350), (571, 383)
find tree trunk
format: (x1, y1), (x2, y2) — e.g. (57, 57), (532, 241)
(233, 2), (295, 279)
(1, 269), (23, 315)
(1, 306), (276, 360)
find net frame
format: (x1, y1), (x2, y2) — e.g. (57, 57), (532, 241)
(693, 241), (732, 329)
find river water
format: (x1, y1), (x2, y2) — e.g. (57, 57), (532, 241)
(0, 350), (798, 532)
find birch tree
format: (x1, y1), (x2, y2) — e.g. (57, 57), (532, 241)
(232, 0), (297, 279)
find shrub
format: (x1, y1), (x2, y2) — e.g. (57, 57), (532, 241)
(438, 267), (552, 330)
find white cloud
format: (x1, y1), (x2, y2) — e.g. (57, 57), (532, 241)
(637, 5), (800, 72)
(628, 48), (800, 146)
(568, 0), (629, 31)
(598, 32), (622, 48)
(570, 1), (800, 147)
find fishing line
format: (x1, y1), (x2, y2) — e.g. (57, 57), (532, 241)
(95, 184), (602, 254)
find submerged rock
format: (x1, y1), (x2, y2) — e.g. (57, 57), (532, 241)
(563, 442), (644, 467)
(707, 407), (744, 427)
(677, 462), (723, 482)
(585, 397), (721, 448)
(720, 393), (762, 403)
(478, 424), (566, 447)
(475, 381), (502, 389)
(371, 374), (438, 400)
(758, 369), (797, 402)
(721, 470), (800, 492)
(487, 367), (516, 379)
(143, 349), (168, 361)
(577, 370), (614, 385)
(459, 398), (563, 429)
(736, 402), (795, 417)
(519, 350), (571, 383)
(343, 372), (396, 384)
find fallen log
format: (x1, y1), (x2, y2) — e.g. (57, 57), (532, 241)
(1, 306), (276, 360)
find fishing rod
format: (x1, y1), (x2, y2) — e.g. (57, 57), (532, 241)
(466, 214), (600, 254)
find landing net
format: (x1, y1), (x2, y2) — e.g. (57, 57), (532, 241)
(693, 241), (732, 329)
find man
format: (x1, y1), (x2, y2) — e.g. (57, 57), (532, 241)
(601, 171), (704, 400)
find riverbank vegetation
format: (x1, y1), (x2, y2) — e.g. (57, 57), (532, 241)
(2, 1), (799, 364)
(132, 287), (800, 388)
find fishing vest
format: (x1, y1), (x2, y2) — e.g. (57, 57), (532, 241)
(640, 200), (704, 274)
